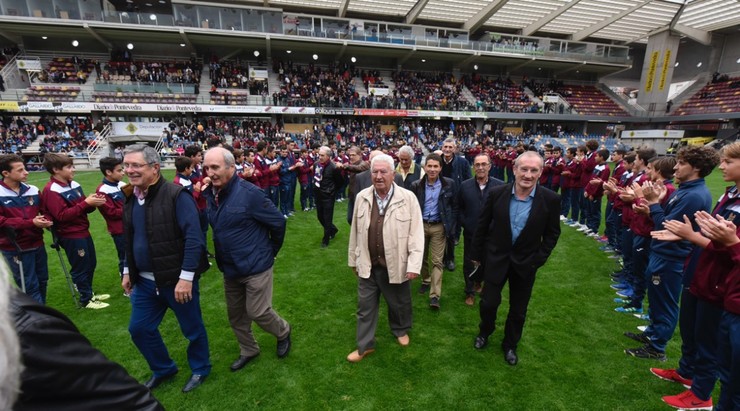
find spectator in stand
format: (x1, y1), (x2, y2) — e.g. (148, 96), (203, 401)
(625, 146), (720, 361)
(96, 157), (127, 289)
(0, 154), (53, 304)
(40, 154), (109, 309)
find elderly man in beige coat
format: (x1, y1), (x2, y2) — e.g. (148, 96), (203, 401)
(347, 154), (424, 362)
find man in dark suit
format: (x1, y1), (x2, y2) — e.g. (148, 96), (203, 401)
(471, 151), (561, 366)
(314, 146), (344, 247)
(441, 137), (470, 271)
(458, 153), (504, 306)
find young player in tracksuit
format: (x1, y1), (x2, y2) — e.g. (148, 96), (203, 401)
(625, 146), (720, 361)
(602, 150), (628, 254)
(615, 156), (675, 314)
(0, 154), (53, 304)
(561, 147), (582, 223)
(40, 153), (109, 309)
(582, 149), (610, 237)
(96, 157), (127, 289)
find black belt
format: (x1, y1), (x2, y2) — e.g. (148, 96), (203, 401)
(423, 219), (441, 224)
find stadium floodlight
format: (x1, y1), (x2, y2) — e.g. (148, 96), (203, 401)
(127, 43), (134, 50)
(72, 40), (79, 47)
(312, 54), (318, 60)
(351, 57), (357, 63)
(473, 64), (478, 70)
(254, 50), (260, 57)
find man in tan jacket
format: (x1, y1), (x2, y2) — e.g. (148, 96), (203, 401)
(347, 154), (424, 362)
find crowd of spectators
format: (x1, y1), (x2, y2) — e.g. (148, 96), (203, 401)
(391, 71), (473, 111)
(273, 60), (357, 108)
(463, 74), (536, 113)
(36, 116), (97, 157)
(100, 58), (202, 84)
(209, 59), (269, 95)
(0, 117), (40, 154)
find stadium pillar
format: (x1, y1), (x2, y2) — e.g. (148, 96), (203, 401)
(636, 31), (679, 115)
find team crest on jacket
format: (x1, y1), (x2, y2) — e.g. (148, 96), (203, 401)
(13, 256), (20, 265)
(78, 249), (86, 257)
(27, 197), (34, 206)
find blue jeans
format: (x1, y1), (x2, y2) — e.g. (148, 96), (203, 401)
(129, 277), (211, 377)
(2, 247), (49, 304)
(58, 236), (97, 305)
(645, 255), (684, 352)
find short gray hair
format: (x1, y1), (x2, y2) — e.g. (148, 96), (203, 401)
(371, 154), (395, 172)
(398, 145), (414, 158)
(514, 151), (544, 169)
(123, 144), (160, 166)
(319, 146), (332, 156)
(0, 258), (22, 409)
(205, 147), (235, 168)
(443, 137), (456, 146)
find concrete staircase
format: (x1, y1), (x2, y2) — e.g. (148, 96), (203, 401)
(460, 85), (477, 106)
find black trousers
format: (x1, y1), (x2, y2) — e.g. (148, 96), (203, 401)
(479, 268), (536, 351)
(315, 192), (337, 242)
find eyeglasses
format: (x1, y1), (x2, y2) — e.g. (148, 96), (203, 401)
(123, 162), (154, 170)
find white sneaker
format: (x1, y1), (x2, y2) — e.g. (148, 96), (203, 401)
(589, 233), (600, 238)
(559, 215), (567, 222)
(637, 325), (647, 332)
(92, 293), (111, 301)
(84, 300), (110, 309)
(577, 225), (590, 232)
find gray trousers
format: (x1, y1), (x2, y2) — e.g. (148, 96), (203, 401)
(224, 267), (290, 357)
(356, 266), (412, 354)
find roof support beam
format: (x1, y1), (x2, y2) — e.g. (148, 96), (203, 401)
(463, 0), (508, 32)
(405, 0), (431, 24)
(570, 0), (650, 42)
(622, 24), (670, 44)
(0, 31), (21, 45)
(335, 42), (348, 60)
(672, 23), (711, 46)
(668, 2), (711, 45)
(338, 0), (351, 17)
(83, 23), (112, 49)
(398, 48), (417, 66)
(521, 0), (583, 36)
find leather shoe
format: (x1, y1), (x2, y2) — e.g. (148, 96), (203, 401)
(504, 349), (518, 366)
(230, 354), (259, 372)
(182, 374), (207, 393)
(397, 334), (410, 346)
(346, 348), (375, 362)
(277, 330), (291, 358)
(143, 371), (177, 390)
(473, 335), (488, 350)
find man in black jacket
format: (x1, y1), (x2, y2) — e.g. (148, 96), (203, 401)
(410, 153), (458, 309)
(314, 146), (343, 247)
(441, 137), (471, 271)
(458, 153), (503, 306)
(471, 151), (561, 366)
(3, 259), (163, 411)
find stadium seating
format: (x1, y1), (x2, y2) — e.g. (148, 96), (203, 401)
(559, 85), (628, 116)
(674, 77), (740, 115)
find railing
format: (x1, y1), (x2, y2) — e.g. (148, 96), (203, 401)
(86, 122), (110, 161)
(94, 81), (196, 94)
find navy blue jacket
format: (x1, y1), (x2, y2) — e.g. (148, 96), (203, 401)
(442, 155), (471, 187)
(457, 176), (504, 235)
(204, 173), (286, 279)
(410, 176), (458, 238)
(649, 178), (713, 261)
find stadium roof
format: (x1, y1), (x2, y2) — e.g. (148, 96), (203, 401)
(250, 0), (740, 44)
